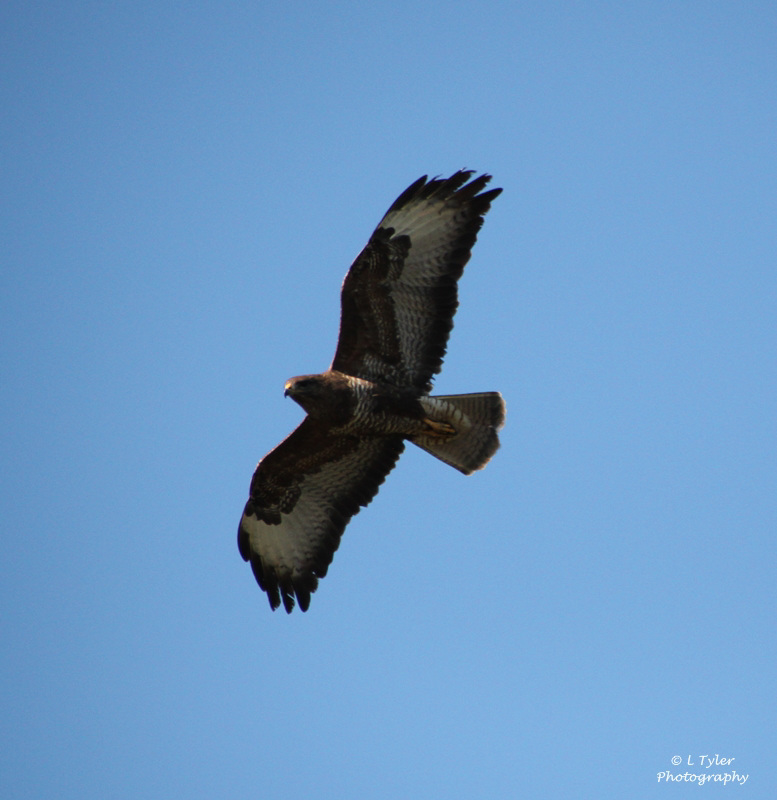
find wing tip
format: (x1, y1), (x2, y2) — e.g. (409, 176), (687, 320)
(387, 169), (502, 216)
(239, 516), (319, 613)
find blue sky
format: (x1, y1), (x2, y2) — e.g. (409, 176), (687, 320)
(2, 2), (775, 797)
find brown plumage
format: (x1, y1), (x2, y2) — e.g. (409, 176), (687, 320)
(238, 171), (505, 612)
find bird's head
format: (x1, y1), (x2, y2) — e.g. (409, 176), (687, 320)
(284, 374), (328, 414)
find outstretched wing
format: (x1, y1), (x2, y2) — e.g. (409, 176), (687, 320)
(238, 419), (405, 612)
(331, 170), (502, 392)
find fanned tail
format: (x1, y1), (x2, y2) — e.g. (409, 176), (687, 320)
(410, 392), (505, 475)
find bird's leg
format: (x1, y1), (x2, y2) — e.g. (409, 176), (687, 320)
(422, 418), (456, 438)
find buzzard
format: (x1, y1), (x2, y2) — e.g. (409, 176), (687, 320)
(238, 171), (505, 612)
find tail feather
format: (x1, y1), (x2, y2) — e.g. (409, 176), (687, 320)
(411, 392), (505, 474)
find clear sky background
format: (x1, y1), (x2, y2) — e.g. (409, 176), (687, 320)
(2, 2), (775, 798)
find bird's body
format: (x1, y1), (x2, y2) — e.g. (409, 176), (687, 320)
(239, 171), (505, 612)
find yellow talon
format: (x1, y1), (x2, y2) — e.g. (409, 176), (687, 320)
(424, 418), (456, 437)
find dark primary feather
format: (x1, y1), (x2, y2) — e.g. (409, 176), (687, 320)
(331, 170), (502, 392)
